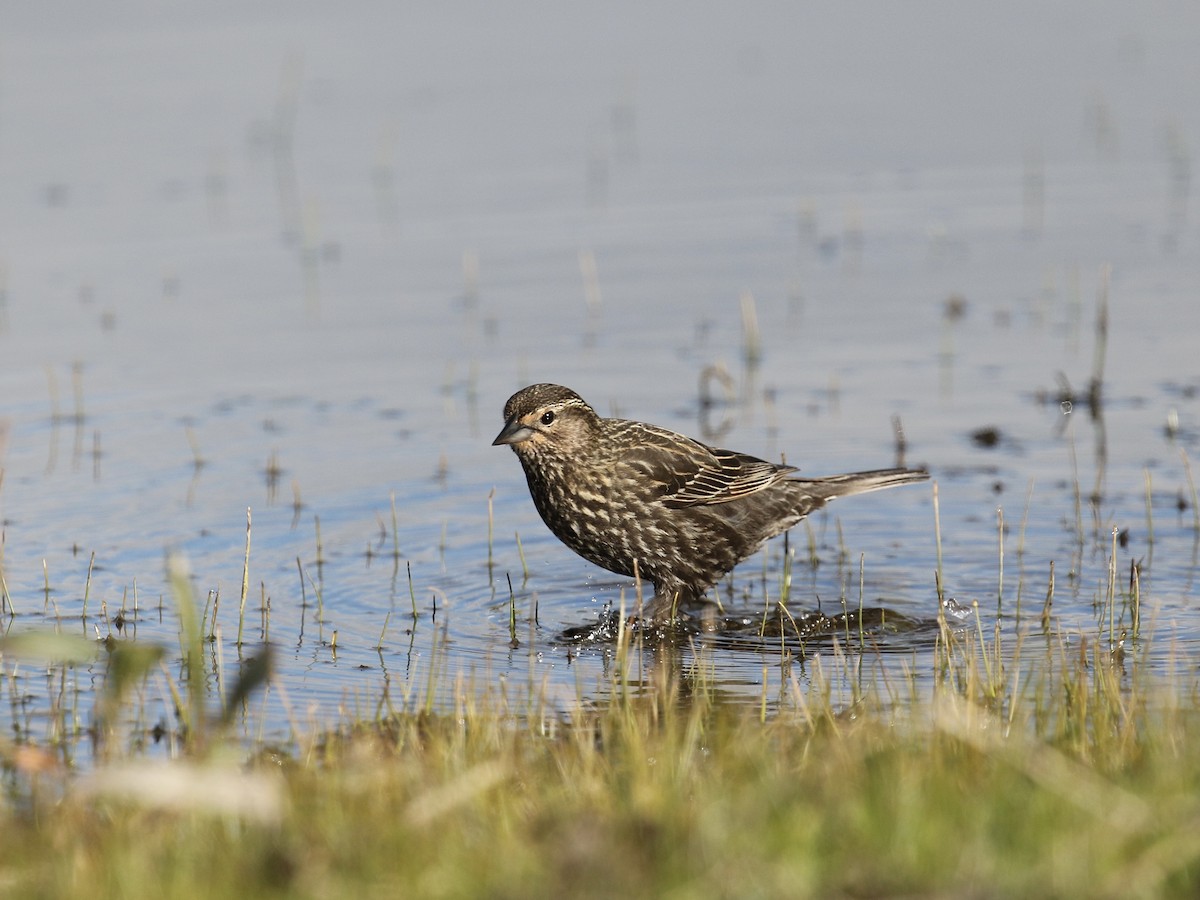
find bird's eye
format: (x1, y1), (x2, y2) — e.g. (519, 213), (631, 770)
(540, 410), (556, 426)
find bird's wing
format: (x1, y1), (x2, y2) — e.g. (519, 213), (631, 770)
(616, 423), (795, 509)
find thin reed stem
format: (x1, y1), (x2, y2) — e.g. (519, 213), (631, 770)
(237, 507), (251, 648)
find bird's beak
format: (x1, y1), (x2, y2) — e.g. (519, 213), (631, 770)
(492, 418), (534, 446)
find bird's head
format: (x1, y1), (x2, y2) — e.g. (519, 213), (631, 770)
(492, 383), (601, 460)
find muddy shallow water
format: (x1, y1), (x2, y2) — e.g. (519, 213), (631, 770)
(1, 2), (1198, 760)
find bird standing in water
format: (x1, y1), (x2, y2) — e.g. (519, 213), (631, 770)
(493, 383), (927, 620)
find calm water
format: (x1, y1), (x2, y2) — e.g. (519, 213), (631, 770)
(1, 2), (1198, 760)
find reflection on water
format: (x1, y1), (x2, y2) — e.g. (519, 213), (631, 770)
(558, 602), (936, 648)
(1, 2), (1199, 764)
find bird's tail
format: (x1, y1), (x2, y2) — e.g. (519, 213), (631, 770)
(788, 467), (929, 510)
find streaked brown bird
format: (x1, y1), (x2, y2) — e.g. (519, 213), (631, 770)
(493, 383), (928, 620)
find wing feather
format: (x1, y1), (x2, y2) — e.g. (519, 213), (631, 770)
(615, 422), (794, 508)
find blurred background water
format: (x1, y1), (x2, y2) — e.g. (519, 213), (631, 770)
(1, 1), (1197, 758)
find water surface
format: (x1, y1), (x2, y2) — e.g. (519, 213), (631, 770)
(1, 1), (1198, 761)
